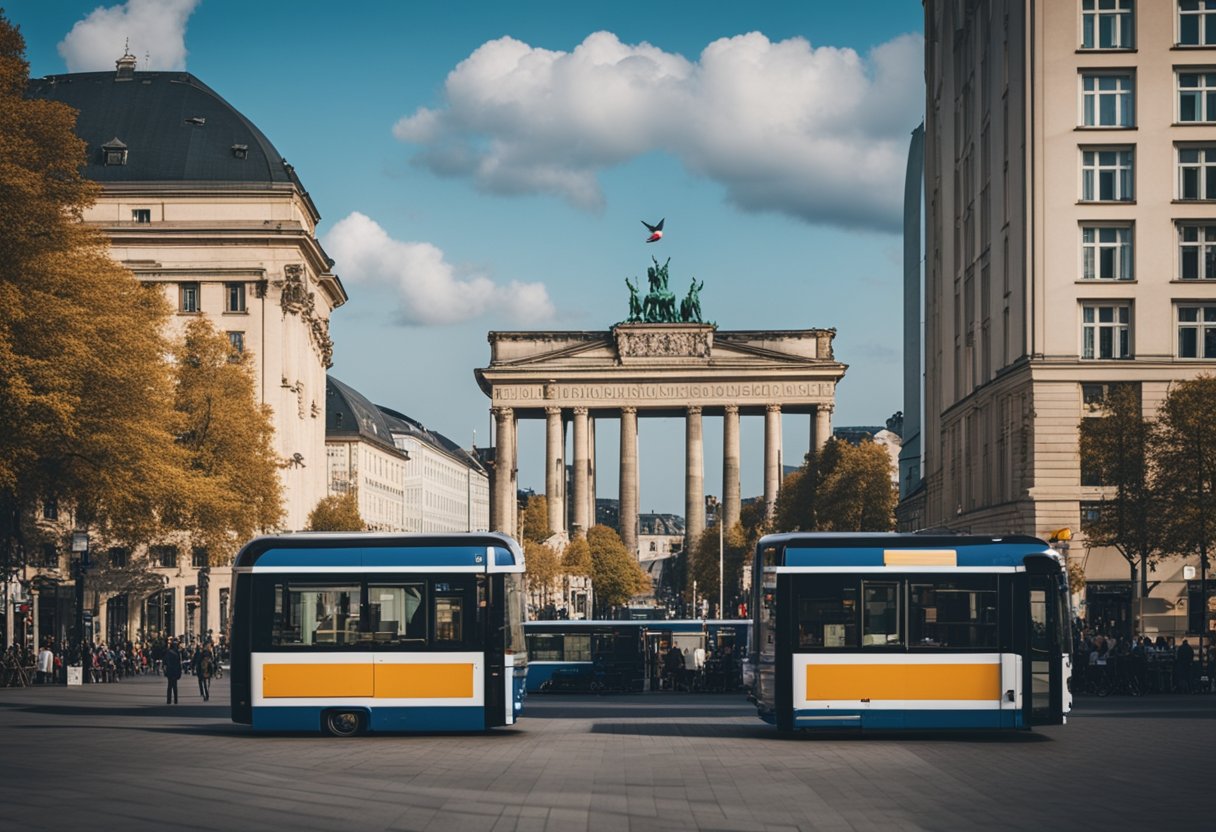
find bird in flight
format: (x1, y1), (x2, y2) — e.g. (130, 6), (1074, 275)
(641, 218), (665, 243)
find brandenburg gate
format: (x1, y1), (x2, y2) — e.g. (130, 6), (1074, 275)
(475, 322), (846, 551)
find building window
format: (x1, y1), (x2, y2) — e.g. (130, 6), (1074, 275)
(1080, 501), (1105, 531)
(1081, 148), (1134, 201)
(1179, 0), (1216, 46)
(1178, 146), (1216, 199)
(179, 282), (200, 313)
(101, 139), (127, 166)
(1083, 0), (1134, 49)
(108, 547), (129, 568)
(1081, 225), (1133, 280)
(225, 282), (246, 313)
(41, 544), (59, 568)
(1082, 303), (1132, 359)
(1177, 303), (1216, 357)
(1178, 71), (1216, 122)
(132, 209), (150, 223)
(227, 331), (244, 355)
(1082, 73), (1134, 127)
(152, 545), (179, 569)
(192, 547), (209, 568)
(1179, 223), (1216, 278)
(42, 499), (58, 521)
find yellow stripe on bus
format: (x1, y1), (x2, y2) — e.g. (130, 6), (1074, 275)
(261, 662), (475, 699)
(883, 549), (957, 567)
(806, 663), (1000, 701)
(263, 663), (374, 698)
(374, 663), (474, 698)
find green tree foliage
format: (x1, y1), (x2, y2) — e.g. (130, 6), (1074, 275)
(306, 490), (365, 532)
(562, 536), (592, 576)
(586, 524), (650, 613)
(1153, 376), (1216, 572)
(168, 319), (284, 561)
(520, 494), (551, 543)
(1078, 385), (1163, 603)
(523, 538), (559, 609)
(0, 13), (184, 571)
(689, 522), (751, 616)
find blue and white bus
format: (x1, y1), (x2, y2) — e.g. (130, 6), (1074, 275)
(229, 533), (527, 735)
(750, 533), (1072, 732)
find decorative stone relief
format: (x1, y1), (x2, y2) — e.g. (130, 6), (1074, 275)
(278, 264), (335, 369)
(615, 327), (712, 358)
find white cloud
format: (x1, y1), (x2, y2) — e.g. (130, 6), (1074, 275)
(58, 0), (200, 72)
(394, 31), (924, 232)
(323, 212), (555, 327)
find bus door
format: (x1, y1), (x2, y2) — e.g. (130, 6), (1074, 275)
(480, 575), (506, 727)
(1024, 570), (1065, 726)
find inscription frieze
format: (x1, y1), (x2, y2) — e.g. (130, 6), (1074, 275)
(492, 381), (833, 403)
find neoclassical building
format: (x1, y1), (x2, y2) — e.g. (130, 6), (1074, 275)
(23, 53), (346, 646)
(476, 323), (846, 551)
(325, 376), (491, 535)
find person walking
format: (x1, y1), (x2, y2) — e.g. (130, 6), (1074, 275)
(193, 642), (213, 701)
(163, 639), (182, 704)
(1175, 639), (1195, 694)
(36, 643), (53, 685)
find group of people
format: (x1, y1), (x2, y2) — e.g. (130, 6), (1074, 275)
(660, 643), (739, 692)
(1, 635), (228, 695)
(1074, 627), (1215, 695)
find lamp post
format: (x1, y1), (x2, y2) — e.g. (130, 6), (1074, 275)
(704, 496), (725, 618)
(70, 530), (89, 684)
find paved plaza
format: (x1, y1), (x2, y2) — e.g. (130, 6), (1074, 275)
(0, 678), (1210, 831)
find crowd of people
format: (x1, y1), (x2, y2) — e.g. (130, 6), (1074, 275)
(1, 635), (229, 691)
(1073, 625), (1215, 696)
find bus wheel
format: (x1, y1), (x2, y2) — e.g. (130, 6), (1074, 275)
(323, 710), (364, 737)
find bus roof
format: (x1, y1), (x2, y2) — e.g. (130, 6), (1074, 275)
(232, 532), (524, 572)
(757, 532), (1055, 569)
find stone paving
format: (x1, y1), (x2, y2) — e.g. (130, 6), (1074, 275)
(0, 677), (1210, 831)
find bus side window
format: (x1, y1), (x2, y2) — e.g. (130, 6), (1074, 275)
(794, 575), (858, 648)
(862, 581), (903, 646)
(432, 579), (474, 645)
(367, 583), (426, 646)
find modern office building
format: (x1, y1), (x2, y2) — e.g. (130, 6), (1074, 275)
(907, 1), (1215, 636)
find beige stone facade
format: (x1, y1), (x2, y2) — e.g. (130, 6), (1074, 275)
(912, 1), (1216, 637)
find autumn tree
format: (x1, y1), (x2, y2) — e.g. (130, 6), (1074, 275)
(0, 13), (184, 576)
(523, 538), (560, 614)
(1154, 376), (1216, 585)
(562, 536), (592, 576)
(814, 439), (897, 531)
(519, 494), (551, 543)
(306, 490), (364, 532)
(770, 439), (896, 535)
(167, 319), (284, 560)
(586, 524), (650, 615)
(689, 522), (751, 616)
(774, 452), (817, 531)
(1078, 384), (1164, 621)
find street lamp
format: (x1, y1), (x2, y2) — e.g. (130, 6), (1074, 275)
(70, 530), (89, 684)
(706, 496), (724, 619)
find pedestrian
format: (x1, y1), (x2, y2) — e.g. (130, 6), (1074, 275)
(163, 638), (182, 704)
(193, 642), (213, 701)
(1175, 639), (1194, 694)
(36, 643), (53, 685)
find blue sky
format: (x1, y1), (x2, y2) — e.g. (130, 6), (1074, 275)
(8, 0), (924, 515)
